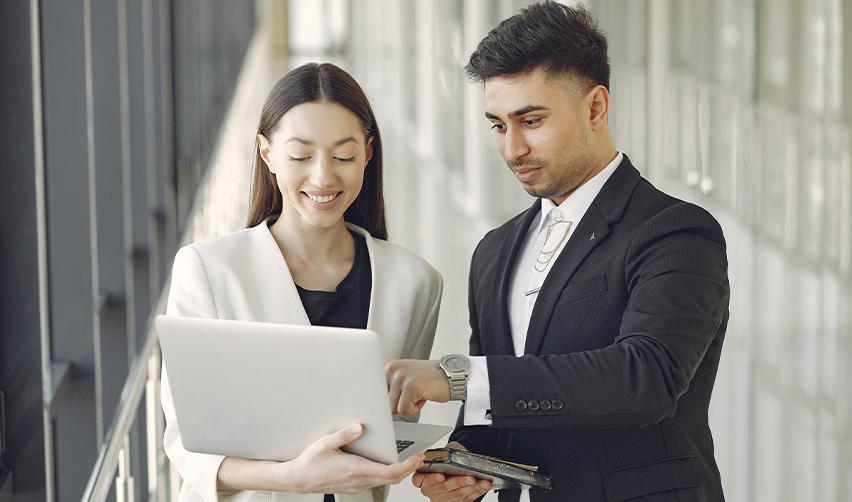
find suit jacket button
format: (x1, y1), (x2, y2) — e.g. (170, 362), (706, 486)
(514, 400), (527, 412)
(527, 400), (540, 411)
(551, 399), (564, 410)
(539, 400), (551, 411)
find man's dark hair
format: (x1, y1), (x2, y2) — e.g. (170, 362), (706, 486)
(465, 1), (610, 91)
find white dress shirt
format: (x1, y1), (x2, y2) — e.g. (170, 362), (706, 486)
(463, 152), (622, 501)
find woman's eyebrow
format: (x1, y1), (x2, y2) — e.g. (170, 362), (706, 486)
(333, 136), (359, 146)
(284, 136), (359, 146)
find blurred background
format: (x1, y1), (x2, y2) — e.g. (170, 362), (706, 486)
(1, 0), (850, 501)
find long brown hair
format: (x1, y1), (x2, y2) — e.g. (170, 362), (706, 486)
(246, 63), (387, 240)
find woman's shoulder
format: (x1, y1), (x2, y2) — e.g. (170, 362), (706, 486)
(175, 225), (264, 268)
(366, 234), (442, 287)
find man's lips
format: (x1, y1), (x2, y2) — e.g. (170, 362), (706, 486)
(514, 166), (542, 183)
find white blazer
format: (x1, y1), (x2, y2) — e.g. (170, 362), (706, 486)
(161, 221), (442, 502)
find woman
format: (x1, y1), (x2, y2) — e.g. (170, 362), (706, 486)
(161, 63), (442, 502)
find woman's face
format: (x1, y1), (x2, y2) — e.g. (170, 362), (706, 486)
(258, 101), (372, 230)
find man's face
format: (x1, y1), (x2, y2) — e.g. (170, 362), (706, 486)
(484, 67), (594, 203)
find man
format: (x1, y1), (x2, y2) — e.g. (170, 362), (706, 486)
(385, 2), (729, 502)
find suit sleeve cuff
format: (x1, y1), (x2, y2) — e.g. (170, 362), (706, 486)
(463, 356), (492, 426)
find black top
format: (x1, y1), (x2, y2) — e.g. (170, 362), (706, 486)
(295, 232), (371, 329)
(294, 233), (371, 502)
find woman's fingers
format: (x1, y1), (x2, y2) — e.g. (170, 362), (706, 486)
(316, 423), (363, 450)
(349, 453), (424, 485)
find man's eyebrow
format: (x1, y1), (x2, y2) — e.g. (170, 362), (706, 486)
(508, 105), (548, 118)
(484, 105), (549, 121)
(284, 136), (359, 146)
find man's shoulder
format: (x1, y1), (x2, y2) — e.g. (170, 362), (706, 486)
(473, 206), (533, 255)
(629, 176), (684, 214)
(626, 177), (725, 243)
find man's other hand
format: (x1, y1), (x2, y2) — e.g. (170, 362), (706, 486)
(411, 442), (493, 501)
(385, 359), (451, 415)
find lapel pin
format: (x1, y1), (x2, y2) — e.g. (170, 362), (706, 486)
(589, 232), (596, 241)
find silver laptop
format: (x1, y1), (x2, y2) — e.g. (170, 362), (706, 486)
(156, 315), (451, 464)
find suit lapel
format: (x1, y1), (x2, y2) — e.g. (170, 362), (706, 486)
(492, 200), (541, 356)
(523, 205), (610, 354)
(523, 156), (642, 354)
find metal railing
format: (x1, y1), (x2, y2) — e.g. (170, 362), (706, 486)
(80, 24), (276, 501)
(81, 292), (168, 502)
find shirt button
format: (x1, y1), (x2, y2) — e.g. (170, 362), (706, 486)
(527, 400), (540, 411)
(551, 399), (564, 410)
(514, 400), (528, 412)
(539, 400), (551, 411)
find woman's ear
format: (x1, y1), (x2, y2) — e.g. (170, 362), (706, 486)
(257, 133), (273, 170)
(364, 136), (374, 165)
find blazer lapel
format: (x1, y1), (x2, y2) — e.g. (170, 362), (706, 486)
(348, 223), (401, 362)
(351, 224), (383, 334)
(523, 156), (642, 354)
(251, 221), (311, 326)
(491, 200), (541, 356)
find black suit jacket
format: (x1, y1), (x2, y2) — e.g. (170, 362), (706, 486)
(449, 156), (729, 502)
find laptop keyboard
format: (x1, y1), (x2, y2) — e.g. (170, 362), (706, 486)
(396, 440), (415, 453)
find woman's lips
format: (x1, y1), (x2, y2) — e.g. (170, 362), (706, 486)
(302, 191), (342, 210)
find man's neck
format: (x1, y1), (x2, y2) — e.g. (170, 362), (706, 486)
(551, 147), (619, 205)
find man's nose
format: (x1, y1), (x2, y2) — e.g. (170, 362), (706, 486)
(504, 128), (531, 162)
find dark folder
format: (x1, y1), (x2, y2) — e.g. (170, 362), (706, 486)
(417, 447), (553, 491)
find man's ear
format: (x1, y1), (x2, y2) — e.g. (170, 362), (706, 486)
(257, 133), (272, 169)
(585, 85), (610, 130)
(364, 136), (374, 165)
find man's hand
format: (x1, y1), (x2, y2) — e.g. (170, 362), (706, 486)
(385, 359), (451, 415)
(412, 442), (492, 502)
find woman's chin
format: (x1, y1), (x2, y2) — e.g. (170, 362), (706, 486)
(295, 209), (348, 230)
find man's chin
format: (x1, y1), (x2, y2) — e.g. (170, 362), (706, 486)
(522, 183), (557, 200)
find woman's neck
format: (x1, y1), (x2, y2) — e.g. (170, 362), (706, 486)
(268, 211), (355, 265)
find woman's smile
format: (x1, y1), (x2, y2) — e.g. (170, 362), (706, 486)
(302, 190), (343, 209)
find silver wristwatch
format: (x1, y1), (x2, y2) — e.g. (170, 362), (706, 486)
(439, 354), (470, 401)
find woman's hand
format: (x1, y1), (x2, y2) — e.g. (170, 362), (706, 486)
(282, 424), (424, 494)
(217, 424), (423, 494)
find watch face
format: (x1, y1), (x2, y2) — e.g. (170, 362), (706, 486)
(444, 355), (470, 372)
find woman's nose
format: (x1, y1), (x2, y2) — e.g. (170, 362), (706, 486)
(308, 155), (335, 187)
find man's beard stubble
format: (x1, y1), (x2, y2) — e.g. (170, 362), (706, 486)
(512, 147), (595, 201)
(511, 119), (594, 201)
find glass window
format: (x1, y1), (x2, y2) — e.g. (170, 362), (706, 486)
(433, 0), (465, 173)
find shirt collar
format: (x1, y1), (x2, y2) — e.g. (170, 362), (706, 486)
(534, 151), (624, 235)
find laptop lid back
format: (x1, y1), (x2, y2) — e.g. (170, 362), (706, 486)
(156, 316), (400, 464)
